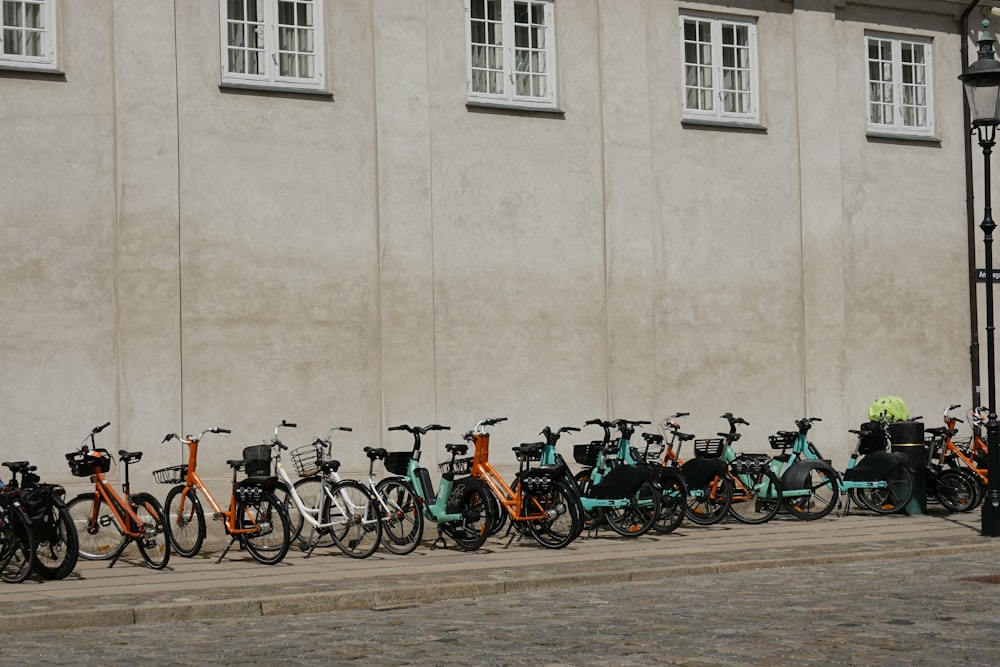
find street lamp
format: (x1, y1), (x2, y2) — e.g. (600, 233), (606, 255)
(960, 19), (1000, 536)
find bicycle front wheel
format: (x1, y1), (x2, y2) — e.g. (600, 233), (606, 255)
(164, 485), (205, 558)
(66, 493), (127, 560)
(32, 498), (79, 580)
(784, 466), (840, 520)
(375, 477), (423, 555)
(0, 507), (35, 583)
(685, 475), (733, 526)
(237, 491), (290, 565)
(324, 480), (382, 559)
(524, 480), (582, 549)
(133, 492), (170, 570)
(603, 479), (660, 537)
(289, 476), (335, 550)
(441, 478), (492, 551)
(652, 471), (687, 534)
(728, 468), (782, 525)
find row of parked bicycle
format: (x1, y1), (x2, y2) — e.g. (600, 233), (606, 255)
(0, 404), (989, 581)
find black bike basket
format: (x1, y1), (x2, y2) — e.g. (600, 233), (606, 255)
(693, 438), (724, 459)
(573, 443), (602, 467)
(65, 449), (112, 477)
(242, 445), (272, 477)
(768, 432), (796, 451)
(439, 457), (472, 477)
(383, 451), (412, 476)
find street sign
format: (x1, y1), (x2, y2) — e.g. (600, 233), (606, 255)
(976, 269), (1000, 282)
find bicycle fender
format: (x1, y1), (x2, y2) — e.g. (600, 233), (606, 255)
(781, 460), (837, 491)
(843, 451), (909, 483)
(589, 465), (648, 499)
(680, 457), (728, 489)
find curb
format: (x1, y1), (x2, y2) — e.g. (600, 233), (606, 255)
(7, 540), (996, 633)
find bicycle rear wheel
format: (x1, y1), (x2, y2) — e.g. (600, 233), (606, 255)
(0, 507), (35, 583)
(237, 491), (290, 565)
(324, 480), (382, 559)
(32, 498), (79, 580)
(936, 468), (981, 513)
(164, 485), (205, 558)
(66, 493), (127, 560)
(728, 469), (782, 525)
(603, 479), (659, 537)
(375, 477), (423, 555)
(524, 480), (582, 549)
(133, 492), (170, 570)
(854, 464), (914, 515)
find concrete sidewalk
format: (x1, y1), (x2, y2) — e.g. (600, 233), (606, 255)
(3, 509), (996, 632)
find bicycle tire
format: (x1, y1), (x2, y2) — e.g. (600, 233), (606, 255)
(603, 478), (660, 537)
(685, 474), (733, 525)
(855, 464), (914, 515)
(652, 472), (687, 534)
(440, 478), (492, 551)
(288, 476), (334, 550)
(783, 465), (840, 520)
(323, 480), (382, 559)
(524, 479), (582, 549)
(728, 468), (782, 525)
(164, 485), (205, 558)
(32, 498), (79, 580)
(66, 492), (127, 560)
(0, 506), (35, 583)
(482, 482), (509, 537)
(237, 491), (290, 565)
(133, 492), (170, 570)
(936, 468), (981, 513)
(375, 477), (423, 555)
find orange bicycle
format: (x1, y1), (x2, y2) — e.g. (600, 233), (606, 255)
(159, 427), (290, 565)
(924, 405), (986, 512)
(65, 422), (170, 569)
(465, 418), (583, 549)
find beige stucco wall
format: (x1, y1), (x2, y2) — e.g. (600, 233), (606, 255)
(0, 0), (976, 493)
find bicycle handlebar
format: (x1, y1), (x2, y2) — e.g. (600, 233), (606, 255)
(473, 418), (505, 434)
(92, 422), (111, 435)
(162, 426), (230, 444)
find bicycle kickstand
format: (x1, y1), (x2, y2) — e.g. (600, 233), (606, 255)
(501, 522), (524, 549)
(431, 526), (449, 550)
(215, 536), (240, 564)
(106, 541), (126, 569)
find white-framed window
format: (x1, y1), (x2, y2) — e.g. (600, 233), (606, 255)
(220, 0), (324, 91)
(0, 0), (57, 71)
(866, 34), (933, 137)
(465, 0), (557, 110)
(680, 13), (759, 124)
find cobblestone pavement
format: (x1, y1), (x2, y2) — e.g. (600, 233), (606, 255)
(4, 547), (1000, 665)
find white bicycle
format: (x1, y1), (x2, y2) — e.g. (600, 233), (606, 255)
(280, 424), (423, 556)
(267, 421), (383, 559)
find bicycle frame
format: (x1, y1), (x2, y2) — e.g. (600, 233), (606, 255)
(466, 423), (557, 524)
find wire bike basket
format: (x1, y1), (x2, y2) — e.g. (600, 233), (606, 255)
(290, 445), (322, 477)
(152, 464), (188, 485)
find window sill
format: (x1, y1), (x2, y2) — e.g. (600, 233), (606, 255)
(865, 130), (940, 144)
(219, 81), (334, 99)
(466, 99), (564, 115)
(681, 117), (767, 132)
(0, 62), (65, 78)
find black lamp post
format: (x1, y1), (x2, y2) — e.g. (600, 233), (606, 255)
(960, 20), (1000, 536)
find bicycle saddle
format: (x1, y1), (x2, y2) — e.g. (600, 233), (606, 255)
(445, 443), (469, 455)
(118, 450), (143, 464)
